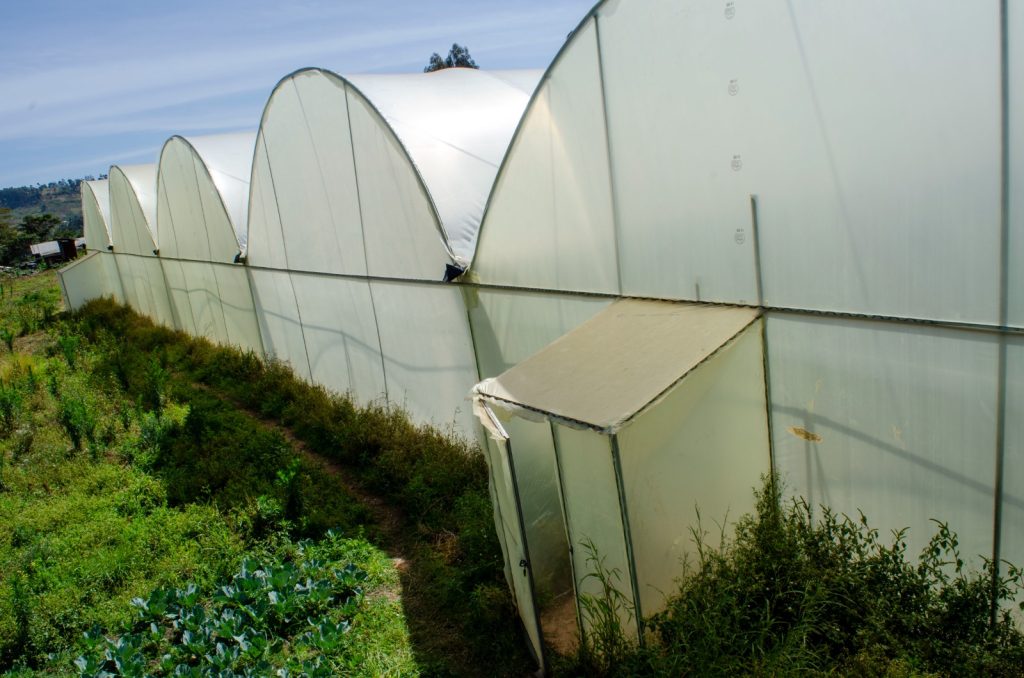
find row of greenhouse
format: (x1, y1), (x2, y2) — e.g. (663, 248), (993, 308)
(59, 0), (1022, 669)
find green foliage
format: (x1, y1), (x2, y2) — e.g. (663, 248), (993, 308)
(72, 532), (414, 677)
(424, 43), (479, 72)
(18, 214), (61, 243)
(576, 539), (637, 674)
(568, 476), (1024, 677)
(71, 296), (529, 675)
(0, 328), (14, 353)
(12, 288), (59, 335)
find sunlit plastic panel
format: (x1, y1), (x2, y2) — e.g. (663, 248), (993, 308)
(249, 75), (366, 275)
(599, 0), (1000, 321)
(767, 313), (998, 565)
(59, 253), (114, 311)
(212, 263), (263, 353)
(1009, 0), (1024, 328)
(138, 257), (175, 327)
(552, 424), (637, 640)
(598, 0), (758, 304)
(175, 260), (228, 343)
(465, 288), (612, 378)
(370, 281), (478, 437)
(472, 18), (618, 294)
(347, 91), (445, 281)
(1001, 337), (1024, 576)
(158, 148), (235, 262)
(249, 268), (312, 381)
(617, 322), (770, 616)
(290, 274), (385, 406)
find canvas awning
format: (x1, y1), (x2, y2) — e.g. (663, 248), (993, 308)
(474, 298), (760, 432)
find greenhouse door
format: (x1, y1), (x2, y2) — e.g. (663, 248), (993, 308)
(479, 404), (546, 671)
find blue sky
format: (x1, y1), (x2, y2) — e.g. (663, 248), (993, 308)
(0, 0), (595, 189)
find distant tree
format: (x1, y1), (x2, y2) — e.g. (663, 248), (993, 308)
(20, 214), (61, 242)
(61, 214), (84, 237)
(0, 209), (31, 264)
(424, 43), (479, 72)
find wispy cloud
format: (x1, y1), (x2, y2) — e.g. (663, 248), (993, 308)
(0, 0), (593, 187)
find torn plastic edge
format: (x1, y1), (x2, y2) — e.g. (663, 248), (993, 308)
(444, 262), (466, 282)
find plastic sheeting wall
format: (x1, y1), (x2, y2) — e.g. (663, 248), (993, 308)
(551, 424), (637, 640)
(247, 68), (532, 435)
(157, 134), (263, 354)
(59, 252), (119, 311)
(617, 322), (769, 617)
(473, 0), (1009, 325)
(80, 180), (124, 304)
(767, 314), (1000, 566)
(108, 165), (175, 327)
(468, 0), (1020, 584)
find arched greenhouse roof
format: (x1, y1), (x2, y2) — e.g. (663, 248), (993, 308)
(109, 164), (158, 256)
(248, 66), (540, 277)
(81, 179), (112, 252)
(158, 131), (256, 262)
(472, 0), (1020, 329)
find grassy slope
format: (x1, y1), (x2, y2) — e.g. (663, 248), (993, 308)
(0, 272), (424, 675)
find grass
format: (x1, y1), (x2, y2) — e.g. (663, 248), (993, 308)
(0, 273), (420, 675)
(71, 297), (531, 676)
(0, 273), (530, 676)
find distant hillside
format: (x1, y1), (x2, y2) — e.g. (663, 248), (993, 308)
(0, 176), (102, 234)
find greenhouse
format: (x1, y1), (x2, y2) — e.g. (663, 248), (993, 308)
(108, 163), (175, 328)
(157, 132), (263, 354)
(247, 67), (538, 434)
(464, 0), (1022, 664)
(475, 299), (769, 661)
(59, 179), (124, 310)
(54, 0), (1022, 670)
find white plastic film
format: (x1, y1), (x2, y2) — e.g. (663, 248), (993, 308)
(349, 69), (536, 266)
(249, 268), (312, 381)
(1004, 337), (1024, 577)
(370, 281), (478, 437)
(552, 424), (637, 640)
(464, 287), (611, 378)
(617, 322), (770, 616)
(483, 433), (544, 666)
(82, 180), (112, 252)
(213, 264), (263, 354)
(109, 165), (174, 327)
(156, 135), (250, 262)
(346, 90), (445, 281)
(472, 19), (618, 294)
(248, 74), (366, 275)
(1009, 0), (1024, 327)
(489, 408), (573, 604)
(767, 313), (998, 565)
(599, 0), (758, 304)
(291, 273), (385, 407)
(59, 252), (117, 311)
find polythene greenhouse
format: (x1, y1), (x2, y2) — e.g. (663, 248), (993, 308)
(58, 0), (1021, 671)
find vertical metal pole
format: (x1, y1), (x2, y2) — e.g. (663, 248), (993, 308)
(751, 197), (776, 480)
(991, 0), (1011, 626)
(610, 434), (644, 645)
(750, 195), (765, 308)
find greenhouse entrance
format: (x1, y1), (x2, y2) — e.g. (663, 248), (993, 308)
(474, 299), (773, 665)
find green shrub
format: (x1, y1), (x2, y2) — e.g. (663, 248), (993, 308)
(572, 476), (1024, 677)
